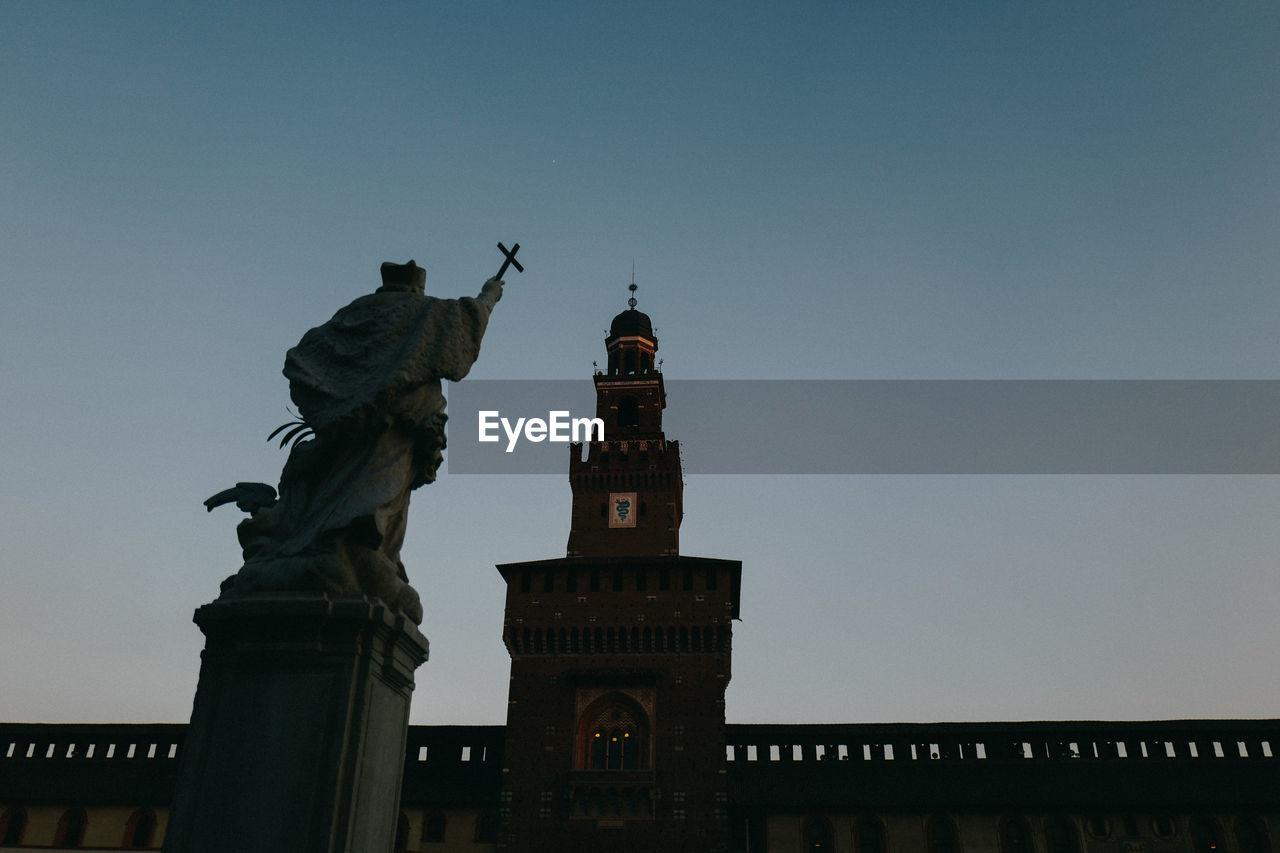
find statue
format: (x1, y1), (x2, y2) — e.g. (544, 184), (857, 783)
(206, 258), (509, 624)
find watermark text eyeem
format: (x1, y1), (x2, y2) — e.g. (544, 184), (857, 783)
(478, 410), (605, 453)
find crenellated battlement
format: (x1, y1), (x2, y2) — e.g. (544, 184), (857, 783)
(569, 439), (680, 471)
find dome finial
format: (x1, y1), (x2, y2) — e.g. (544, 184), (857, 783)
(627, 262), (638, 309)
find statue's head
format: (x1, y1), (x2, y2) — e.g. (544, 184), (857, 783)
(378, 260), (426, 294)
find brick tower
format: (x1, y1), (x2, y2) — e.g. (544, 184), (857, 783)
(496, 287), (741, 852)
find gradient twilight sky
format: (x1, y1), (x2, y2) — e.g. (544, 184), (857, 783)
(3, 3), (1279, 726)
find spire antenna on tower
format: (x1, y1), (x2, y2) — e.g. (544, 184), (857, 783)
(628, 262), (638, 310)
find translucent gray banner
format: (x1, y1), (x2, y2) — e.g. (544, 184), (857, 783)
(445, 380), (1280, 474)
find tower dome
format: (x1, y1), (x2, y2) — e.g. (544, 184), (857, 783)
(608, 306), (654, 339)
(604, 282), (658, 375)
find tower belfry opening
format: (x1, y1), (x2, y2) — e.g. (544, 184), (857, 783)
(605, 280), (658, 376)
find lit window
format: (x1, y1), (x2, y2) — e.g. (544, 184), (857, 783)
(577, 695), (649, 770)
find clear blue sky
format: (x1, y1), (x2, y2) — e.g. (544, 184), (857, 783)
(2, 3), (1278, 725)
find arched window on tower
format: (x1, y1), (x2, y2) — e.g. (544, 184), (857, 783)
(804, 816), (835, 851)
(576, 693), (650, 770)
(123, 808), (156, 848)
(587, 722), (636, 769)
(54, 807), (88, 848)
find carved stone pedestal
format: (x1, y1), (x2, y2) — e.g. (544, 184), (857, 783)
(163, 593), (428, 853)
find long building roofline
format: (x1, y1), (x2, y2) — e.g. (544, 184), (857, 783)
(4, 720), (1277, 810)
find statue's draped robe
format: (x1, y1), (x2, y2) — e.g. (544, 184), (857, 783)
(286, 288), (494, 437)
(233, 284), (500, 619)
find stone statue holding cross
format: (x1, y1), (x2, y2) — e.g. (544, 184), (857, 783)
(207, 250), (521, 623)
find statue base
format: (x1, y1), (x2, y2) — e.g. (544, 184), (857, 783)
(163, 593), (428, 853)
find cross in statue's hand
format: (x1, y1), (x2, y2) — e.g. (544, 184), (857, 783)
(495, 242), (524, 280)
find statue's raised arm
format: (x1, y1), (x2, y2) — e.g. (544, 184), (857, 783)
(207, 258), (509, 624)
